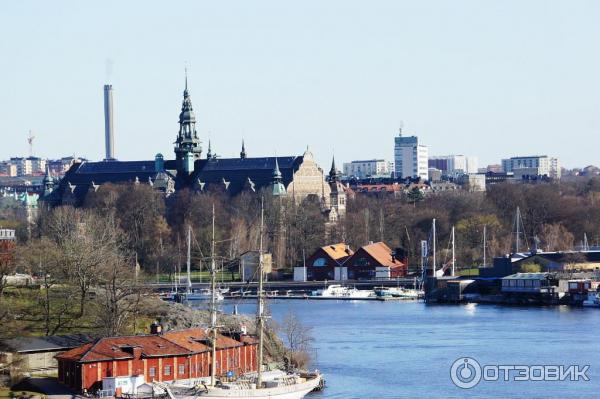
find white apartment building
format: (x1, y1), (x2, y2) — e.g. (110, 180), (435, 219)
(343, 159), (392, 179)
(394, 134), (429, 180)
(428, 155), (479, 176)
(501, 155), (561, 179)
(8, 157), (46, 176)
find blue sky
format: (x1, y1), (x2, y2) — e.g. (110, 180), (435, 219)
(1, 1), (599, 168)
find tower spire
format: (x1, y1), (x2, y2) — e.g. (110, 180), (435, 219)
(174, 70), (202, 169)
(273, 157), (282, 179)
(240, 139), (247, 159)
(329, 155), (340, 181)
(207, 139), (213, 159)
(184, 67), (188, 94)
(272, 155), (286, 196)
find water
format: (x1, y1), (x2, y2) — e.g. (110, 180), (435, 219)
(216, 300), (600, 398)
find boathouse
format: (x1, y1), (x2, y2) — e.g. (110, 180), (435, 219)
(305, 243), (354, 281)
(344, 242), (407, 280)
(55, 327), (257, 393)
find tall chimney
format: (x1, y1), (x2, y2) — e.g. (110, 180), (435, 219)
(103, 84), (115, 160)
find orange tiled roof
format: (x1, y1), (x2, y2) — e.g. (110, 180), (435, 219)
(321, 243), (354, 261)
(361, 242), (404, 268)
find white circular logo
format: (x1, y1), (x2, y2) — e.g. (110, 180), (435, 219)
(450, 357), (482, 389)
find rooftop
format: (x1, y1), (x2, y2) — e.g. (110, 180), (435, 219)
(321, 243), (354, 261)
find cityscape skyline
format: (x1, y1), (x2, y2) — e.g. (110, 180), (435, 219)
(2, 1), (599, 169)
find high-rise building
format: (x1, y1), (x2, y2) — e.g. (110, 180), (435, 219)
(501, 155), (561, 179)
(343, 159), (391, 179)
(394, 132), (428, 180)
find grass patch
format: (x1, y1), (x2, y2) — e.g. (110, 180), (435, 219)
(154, 270), (241, 284)
(458, 268), (480, 276)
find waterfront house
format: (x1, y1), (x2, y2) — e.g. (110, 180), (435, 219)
(305, 243), (354, 281)
(344, 242), (407, 280)
(55, 327), (257, 394)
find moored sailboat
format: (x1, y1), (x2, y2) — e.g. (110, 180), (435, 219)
(156, 201), (324, 399)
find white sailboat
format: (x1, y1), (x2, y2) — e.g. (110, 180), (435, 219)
(158, 202), (324, 399)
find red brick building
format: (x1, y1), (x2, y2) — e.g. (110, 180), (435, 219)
(344, 242), (407, 280)
(306, 243), (354, 281)
(55, 328), (257, 392)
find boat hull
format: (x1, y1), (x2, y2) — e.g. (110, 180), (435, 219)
(177, 375), (323, 399)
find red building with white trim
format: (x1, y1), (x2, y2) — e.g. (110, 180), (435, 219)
(55, 328), (257, 393)
(305, 243), (354, 281)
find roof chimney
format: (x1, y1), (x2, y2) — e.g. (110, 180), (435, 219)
(150, 321), (162, 335)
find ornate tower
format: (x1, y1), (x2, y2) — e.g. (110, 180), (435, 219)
(42, 164), (54, 197)
(174, 72), (202, 173)
(328, 156), (346, 219)
(272, 157), (286, 196)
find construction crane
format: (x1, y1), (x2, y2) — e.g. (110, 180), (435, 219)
(27, 130), (35, 157)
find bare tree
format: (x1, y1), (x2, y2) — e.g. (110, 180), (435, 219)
(280, 311), (314, 370)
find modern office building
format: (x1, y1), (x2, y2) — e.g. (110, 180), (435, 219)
(501, 156), (561, 179)
(394, 132), (428, 180)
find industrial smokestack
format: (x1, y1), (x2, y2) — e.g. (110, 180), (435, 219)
(103, 84), (115, 161)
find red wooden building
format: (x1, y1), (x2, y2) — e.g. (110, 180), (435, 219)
(305, 243), (354, 281)
(344, 242), (407, 280)
(55, 328), (257, 392)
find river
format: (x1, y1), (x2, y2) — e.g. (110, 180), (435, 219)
(212, 300), (599, 398)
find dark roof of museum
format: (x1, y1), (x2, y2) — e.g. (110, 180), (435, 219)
(46, 155), (304, 205)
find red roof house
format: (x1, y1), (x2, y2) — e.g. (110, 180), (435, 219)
(55, 328), (257, 393)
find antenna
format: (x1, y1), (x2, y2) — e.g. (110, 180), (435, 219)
(398, 120), (404, 136)
(27, 130), (35, 157)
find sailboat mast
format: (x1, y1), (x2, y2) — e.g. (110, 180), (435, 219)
(432, 219), (436, 276)
(210, 205), (217, 387)
(483, 225), (487, 267)
(257, 198), (265, 388)
(187, 225), (192, 293)
(515, 207), (521, 253)
(451, 226), (455, 277)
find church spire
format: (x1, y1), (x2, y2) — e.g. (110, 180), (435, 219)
(240, 139), (247, 159)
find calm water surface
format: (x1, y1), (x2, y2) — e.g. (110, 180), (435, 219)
(215, 300), (599, 399)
